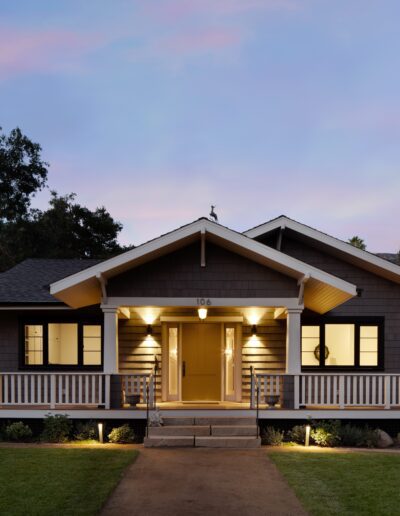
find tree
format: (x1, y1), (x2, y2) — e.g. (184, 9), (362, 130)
(348, 236), (366, 250)
(0, 192), (125, 270)
(0, 126), (128, 271)
(0, 127), (48, 222)
(29, 191), (124, 259)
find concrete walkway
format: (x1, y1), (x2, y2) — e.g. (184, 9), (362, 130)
(101, 448), (307, 516)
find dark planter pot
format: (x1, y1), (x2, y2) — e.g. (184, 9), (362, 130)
(265, 394), (280, 409)
(125, 394), (141, 407)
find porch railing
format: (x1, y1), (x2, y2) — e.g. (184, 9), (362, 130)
(250, 371), (282, 409)
(294, 374), (400, 409)
(0, 373), (110, 409)
(120, 374), (152, 406)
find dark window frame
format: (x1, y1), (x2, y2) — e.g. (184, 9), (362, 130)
(19, 316), (103, 371)
(301, 316), (384, 372)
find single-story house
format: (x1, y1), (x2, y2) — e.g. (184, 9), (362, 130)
(1, 215), (400, 423)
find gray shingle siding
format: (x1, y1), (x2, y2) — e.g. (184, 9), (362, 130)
(107, 242), (299, 298)
(279, 236), (400, 372)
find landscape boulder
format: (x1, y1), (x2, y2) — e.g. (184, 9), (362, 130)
(376, 429), (393, 448)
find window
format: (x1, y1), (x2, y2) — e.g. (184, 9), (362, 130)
(325, 324), (355, 366)
(21, 320), (102, 369)
(83, 325), (102, 366)
(49, 323), (78, 365)
(301, 319), (382, 370)
(360, 326), (379, 366)
(168, 327), (178, 397)
(301, 326), (319, 366)
(25, 325), (44, 365)
(225, 327), (235, 398)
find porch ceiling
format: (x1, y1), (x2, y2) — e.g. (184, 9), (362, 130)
(50, 218), (357, 313)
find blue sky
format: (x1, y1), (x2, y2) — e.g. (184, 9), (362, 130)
(1, 0), (400, 251)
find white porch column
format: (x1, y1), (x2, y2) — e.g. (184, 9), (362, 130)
(285, 308), (302, 374)
(103, 307), (119, 374)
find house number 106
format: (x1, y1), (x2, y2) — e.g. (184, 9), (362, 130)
(197, 298), (212, 306)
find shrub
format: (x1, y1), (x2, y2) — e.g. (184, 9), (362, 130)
(339, 424), (365, 447)
(262, 426), (284, 446)
(41, 414), (72, 443)
(108, 424), (135, 444)
(74, 421), (98, 441)
(311, 420), (341, 447)
(287, 425), (307, 444)
(4, 421), (33, 442)
(362, 426), (379, 448)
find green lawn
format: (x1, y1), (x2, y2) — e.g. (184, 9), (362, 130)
(268, 450), (400, 515)
(0, 448), (138, 516)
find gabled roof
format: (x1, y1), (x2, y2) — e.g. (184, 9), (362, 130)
(0, 259), (102, 304)
(50, 218), (357, 312)
(244, 215), (400, 284)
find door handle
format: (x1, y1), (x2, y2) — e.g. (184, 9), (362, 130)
(182, 361), (186, 377)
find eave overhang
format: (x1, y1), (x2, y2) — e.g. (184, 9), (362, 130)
(244, 216), (400, 284)
(50, 219), (357, 313)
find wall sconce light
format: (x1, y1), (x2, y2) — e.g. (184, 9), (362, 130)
(198, 308), (208, 320)
(146, 324), (153, 336)
(98, 422), (104, 444)
(251, 324), (257, 336)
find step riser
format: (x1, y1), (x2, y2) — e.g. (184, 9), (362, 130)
(195, 417), (257, 426)
(144, 437), (261, 448)
(211, 426), (258, 437)
(148, 426), (210, 437)
(161, 417), (256, 426)
(162, 417), (195, 426)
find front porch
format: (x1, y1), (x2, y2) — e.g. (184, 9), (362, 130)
(1, 371), (400, 418)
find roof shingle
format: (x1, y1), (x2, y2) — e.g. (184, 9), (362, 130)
(0, 259), (103, 304)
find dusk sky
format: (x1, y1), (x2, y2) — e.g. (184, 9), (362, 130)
(1, 0), (400, 252)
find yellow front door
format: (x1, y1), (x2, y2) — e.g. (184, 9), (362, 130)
(182, 323), (221, 401)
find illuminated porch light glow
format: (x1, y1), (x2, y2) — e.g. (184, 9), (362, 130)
(198, 307), (208, 320)
(305, 425), (311, 447)
(98, 422), (104, 444)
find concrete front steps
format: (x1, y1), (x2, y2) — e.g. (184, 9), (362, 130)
(144, 416), (261, 448)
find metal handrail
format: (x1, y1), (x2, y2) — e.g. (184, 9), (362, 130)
(146, 381), (149, 438)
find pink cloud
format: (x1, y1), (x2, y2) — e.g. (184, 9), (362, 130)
(132, 26), (245, 60)
(0, 27), (102, 80)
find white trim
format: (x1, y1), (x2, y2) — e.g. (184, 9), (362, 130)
(244, 216), (400, 284)
(50, 218), (357, 307)
(160, 316), (244, 323)
(105, 297), (303, 308)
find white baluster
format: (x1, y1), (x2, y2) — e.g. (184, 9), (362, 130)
(85, 375), (89, 404)
(11, 374), (15, 404)
(105, 375), (110, 409)
(384, 376), (391, 409)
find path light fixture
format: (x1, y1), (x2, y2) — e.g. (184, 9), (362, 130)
(98, 422), (104, 444)
(305, 424), (311, 447)
(198, 308), (207, 320)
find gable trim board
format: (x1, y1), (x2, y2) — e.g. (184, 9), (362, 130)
(50, 218), (357, 313)
(244, 216), (400, 284)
